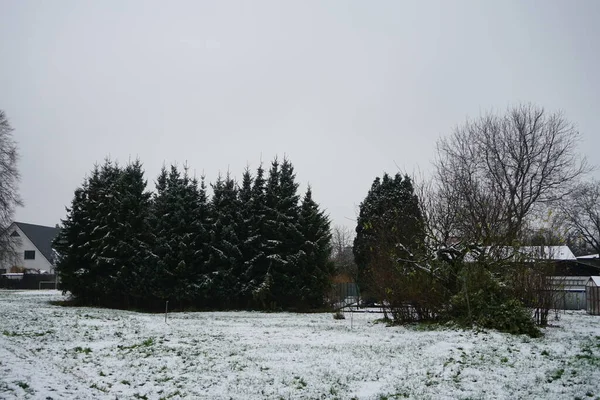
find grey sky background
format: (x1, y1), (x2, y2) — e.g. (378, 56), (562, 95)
(1, 0), (599, 232)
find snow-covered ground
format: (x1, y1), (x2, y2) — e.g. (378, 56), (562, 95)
(1, 290), (599, 400)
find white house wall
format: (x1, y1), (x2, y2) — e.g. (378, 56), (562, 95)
(6, 224), (53, 272)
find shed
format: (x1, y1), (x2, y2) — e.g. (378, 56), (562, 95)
(586, 276), (600, 315)
(549, 276), (588, 310)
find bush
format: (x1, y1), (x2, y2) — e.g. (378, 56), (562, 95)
(476, 299), (541, 338)
(445, 266), (541, 337)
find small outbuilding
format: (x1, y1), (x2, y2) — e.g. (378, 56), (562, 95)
(586, 276), (600, 315)
(549, 276), (588, 310)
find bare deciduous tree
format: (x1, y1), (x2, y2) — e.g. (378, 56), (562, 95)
(331, 225), (355, 275)
(435, 103), (589, 245)
(560, 180), (600, 255)
(0, 110), (22, 268)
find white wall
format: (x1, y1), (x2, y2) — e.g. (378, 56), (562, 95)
(3, 224), (53, 273)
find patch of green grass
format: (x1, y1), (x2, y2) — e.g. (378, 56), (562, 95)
(90, 383), (108, 393)
(378, 394), (410, 400)
(74, 346), (92, 354)
(3, 330), (53, 338)
(121, 380), (131, 385)
(133, 393), (148, 399)
(158, 390), (182, 400)
(547, 368), (565, 382)
(15, 381), (34, 395)
(407, 321), (447, 332)
(118, 338), (155, 352)
(541, 350), (550, 356)
(293, 376), (307, 389)
(573, 340), (600, 366)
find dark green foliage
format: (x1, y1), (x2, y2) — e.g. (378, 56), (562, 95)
(54, 159), (153, 308)
(353, 172), (542, 337)
(54, 156), (332, 312)
(149, 165), (210, 308)
(353, 173), (428, 316)
(207, 173), (243, 307)
(267, 158), (303, 309)
(296, 186), (333, 309)
(445, 263), (541, 337)
(245, 164), (272, 308)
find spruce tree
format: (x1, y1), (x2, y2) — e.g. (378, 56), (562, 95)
(149, 165), (207, 308)
(54, 177), (94, 303)
(111, 160), (153, 308)
(207, 173), (243, 308)
(353, 173), (426, 305)
(85, 160), (123, 306)
(246, 164), (271, 308)
(297, 186), (333, 308)
(236, 167), (255, 306)
(269, 158), (303, 308)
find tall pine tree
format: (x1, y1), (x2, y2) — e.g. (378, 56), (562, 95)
(297, 186), (333, 308)
(207, 173), (243, 308)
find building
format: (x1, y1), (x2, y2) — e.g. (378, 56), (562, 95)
(586, 276), (600, 315)
(576, 254), (600, 275)
(548, 276), (588, 310)
(0, 222), (59, 274)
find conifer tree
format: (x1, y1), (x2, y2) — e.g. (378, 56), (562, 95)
(56, 154), (333, 312)
(84, 160), (123, 306)
(269, 158), (303, 308)
(246, 164), (271, 308)
(54, 177), (94, 303)
(111, 160), (153, 307)
(353, 173), (426, 308)
(236, 167), (255, 306)
(208, 173), (243, 307)
(149, 164), (208, 308)
(297, 186), (333, 308)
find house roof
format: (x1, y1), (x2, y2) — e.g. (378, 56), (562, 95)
(589, 276), (600, 287)
(13, 222), (59, 264)
(522, 246), (577, 261)
(548, 276), (590, 291)
(464, 245), (577, 262)
(577, 254), (599, 260)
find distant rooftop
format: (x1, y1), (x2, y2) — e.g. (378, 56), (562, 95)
(13, 222), (59, 263)
(464, 246), (577, 262)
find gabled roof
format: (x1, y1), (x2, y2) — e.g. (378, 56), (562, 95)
(577, 254), (599, 260)
(521, 246), (577, 261)
(589, 276), (600, 287)
(463, 245), (577, 262)
(13, 222), (59, 264)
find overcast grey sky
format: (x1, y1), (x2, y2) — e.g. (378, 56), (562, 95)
(1, 0), (599, 231)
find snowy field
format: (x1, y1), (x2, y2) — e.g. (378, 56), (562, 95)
(1, 291), (599, 400)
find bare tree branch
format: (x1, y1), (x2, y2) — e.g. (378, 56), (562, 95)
(0, 110), (22, 267)
(434, 103), (590, 245)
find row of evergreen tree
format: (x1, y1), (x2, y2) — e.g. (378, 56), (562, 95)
(53, 157), (333, 311)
